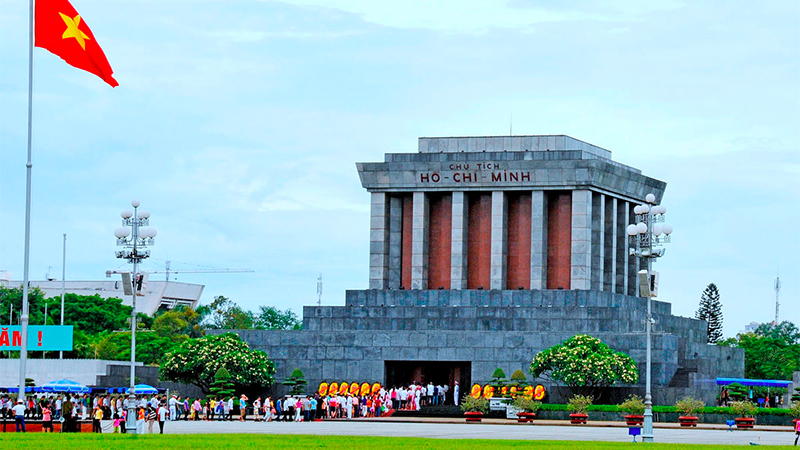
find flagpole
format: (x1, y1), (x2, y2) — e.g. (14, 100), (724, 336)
(18, 0), (35, 404)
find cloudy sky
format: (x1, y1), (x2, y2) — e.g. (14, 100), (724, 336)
(0, 0), (797, 338)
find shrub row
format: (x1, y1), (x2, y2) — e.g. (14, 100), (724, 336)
(537, 403), (796, 416)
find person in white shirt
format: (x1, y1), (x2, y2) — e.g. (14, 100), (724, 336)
(157, 403), (168, 434)
(55, 396), (62, 420)
(12, 400), (27, 432)
(168, 396), (177, 421)
(426, 383), (434, 406)
(453, 381), (460, 406)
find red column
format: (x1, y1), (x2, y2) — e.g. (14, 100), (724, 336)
(506, 192), (532, 289)
(427, 193), (452, 289)
(401, 195), (413, 289)
(467, 193), (492, 289)
(546, 191), (572, 290)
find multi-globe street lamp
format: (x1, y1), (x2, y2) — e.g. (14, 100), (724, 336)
(626, 193), (673, 443)
(114, 199), (156, 434)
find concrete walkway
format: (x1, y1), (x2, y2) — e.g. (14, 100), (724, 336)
(153, 418), (798, 446)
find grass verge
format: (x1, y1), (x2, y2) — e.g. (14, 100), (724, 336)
(0, 434), (797, 450)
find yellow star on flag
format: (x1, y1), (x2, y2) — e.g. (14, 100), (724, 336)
(59, 12), (90, 50)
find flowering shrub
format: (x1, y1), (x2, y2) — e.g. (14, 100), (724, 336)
(159, 332), (275, 394)
(618, 394), (645, 415)
(675, 396), (705, 416)
(460, 395), (489, 413)
(529, 334), (639, 397)
(567, 394), (593, 414)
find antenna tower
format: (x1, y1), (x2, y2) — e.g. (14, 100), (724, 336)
(316, 274), (323, 306)
(774, 274), (781, 324)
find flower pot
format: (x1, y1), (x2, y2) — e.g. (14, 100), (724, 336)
(624, 414), (644, 426)
(734, 417), (755, 429)
(569, 413), (588, 424)
(516, 412), (536, 423)
(464, 412), (483, 423)
(678, 416), (698, 427)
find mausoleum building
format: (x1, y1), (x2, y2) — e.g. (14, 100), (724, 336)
(225, 135), (743, 405)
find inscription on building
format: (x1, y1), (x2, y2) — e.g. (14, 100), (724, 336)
(418, 162), (532, 185)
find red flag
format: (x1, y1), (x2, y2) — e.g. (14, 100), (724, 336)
(35, 0), (118, 87)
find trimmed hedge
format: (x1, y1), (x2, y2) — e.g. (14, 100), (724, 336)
(537, 403), (796, 416)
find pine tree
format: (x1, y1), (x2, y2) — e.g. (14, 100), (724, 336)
(208, 367), (236, 400)
(696, 283), (723, 344)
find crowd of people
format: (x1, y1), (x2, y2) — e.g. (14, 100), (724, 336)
(1, 381), (461, 432)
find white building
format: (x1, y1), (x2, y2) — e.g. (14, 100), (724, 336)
(0, 273), (203, 316)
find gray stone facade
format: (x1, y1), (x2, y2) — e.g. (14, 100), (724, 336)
(223, 135), (743, 406)
(223, 290), (742, 405)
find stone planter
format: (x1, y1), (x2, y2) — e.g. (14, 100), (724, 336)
(464, 412), (483, 423)
(569, 413), (588, 424)
(678, 416), (699, 427)
(624, 414), (644, 426)
(516, 412), (536, 423)
(735, 417), (755, 429)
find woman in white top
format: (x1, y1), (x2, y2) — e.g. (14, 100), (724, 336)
(253, 398), (261, 422)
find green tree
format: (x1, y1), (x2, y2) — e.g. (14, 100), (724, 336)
(696, 283), (723, 344)
(209, 367), (236, 399)
(530, 334), (639, 397)
(282, 368), (308, 395)
(160, 333), (275, 394)
(254, 306), (302, 330)
(202, 296), (255, 330)
(91, 331), (185, 365)
(720, 321), (800, 380)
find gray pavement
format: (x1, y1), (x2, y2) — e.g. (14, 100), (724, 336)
(147, 418), (798, 446)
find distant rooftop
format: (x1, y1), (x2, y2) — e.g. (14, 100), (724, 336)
(418, 135), (612, 160)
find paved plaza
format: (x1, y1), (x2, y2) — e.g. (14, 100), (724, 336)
(151, 418), (797, 446)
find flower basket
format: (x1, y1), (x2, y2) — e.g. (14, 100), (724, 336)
(460, 394), (489, 423)
(516, 412), (536, 423)
(678, 416), (699, 427)
(730, 401), (758, 429)
(569, 413), (588, 424)
(464, 411), (483, 423)
(675, 396), (704, 427)
(618, 395), (645, 426)
(624, 414), (644, 426)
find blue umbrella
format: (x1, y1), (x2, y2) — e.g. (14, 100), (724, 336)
(125, 384), (158, 395)
(40, 379), (91, 393)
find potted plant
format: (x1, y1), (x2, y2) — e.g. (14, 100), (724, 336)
(730, 400), (758, 429)
(675, 396), (705, 427)
(567, 394), (592, 424)
(618, 394), (645, 426)
(512, 397), (542, 423)
(460, 394), (489, 423)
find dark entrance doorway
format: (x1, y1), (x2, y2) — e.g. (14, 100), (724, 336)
(384, 360), (471, 405)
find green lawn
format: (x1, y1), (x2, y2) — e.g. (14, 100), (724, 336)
(0, 434), (796, 449)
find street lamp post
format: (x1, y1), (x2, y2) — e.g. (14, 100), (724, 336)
(626, 193), (673, 444)
(114, 199), (156, 434)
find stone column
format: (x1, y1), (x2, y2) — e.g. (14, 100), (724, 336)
(490, 191), (508, 290)
(627, 201), (638, 296)
(618, 200), (630, 295)
(530, 191), (547, 289)
(411, 191), (429, 290)
(368, 192), (389, 289)
(604, 197), (617, 292)
(570, 190), (592, 290)
(387, 196), (403, 289)
(450, 191), (468, 290)
(590, 193), (605, 290)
